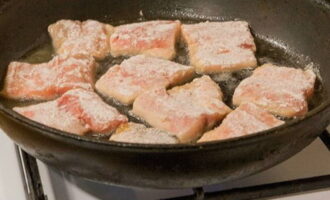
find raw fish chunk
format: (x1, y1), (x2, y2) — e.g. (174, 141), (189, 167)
(233, 63), (316, 117)
(110, 122), (178, 144)
(96, 55), (194, 105)
(14, 89), (128, 135)
(181, 21), (257, 73)
(2, 55), (96, 100)
(198, 103), (284, 142)
(110, 20), (181, 59)
(132, 76), (232, 143)
(48, 20), (113, 59)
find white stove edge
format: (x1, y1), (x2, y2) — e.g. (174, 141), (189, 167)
(0, 131), (26, 200)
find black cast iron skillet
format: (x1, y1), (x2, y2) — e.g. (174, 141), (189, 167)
(0, 0), (329, 189)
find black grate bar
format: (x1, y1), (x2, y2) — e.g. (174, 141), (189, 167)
(320, 130), (330, 151)
(15, 146), (47, 200)
(167, 175), (330, 200)
(193, 187), (204, 200)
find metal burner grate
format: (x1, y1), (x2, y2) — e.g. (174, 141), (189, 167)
(17, 130), (330, 200)
(16, 147), (47, 200)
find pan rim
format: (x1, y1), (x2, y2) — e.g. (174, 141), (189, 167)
(0, 97), (329, 152)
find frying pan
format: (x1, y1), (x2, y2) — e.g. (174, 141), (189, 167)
(0, 0), (329, 189)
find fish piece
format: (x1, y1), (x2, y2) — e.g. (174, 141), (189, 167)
(181, 21), (257, 73)
(198, 103), (284, 142)
(13, 101), (88, 135)
(132, 76), (232, 143)
(233, 63), (316, 117)
(110, 20), (181, 60)
(57, 89), (128, 133)
(110, 122), (178, 144)
(48, 19), (114, 59)
(14, 89), (128, 135)
(95, 55), (195, 105)
(2, 55), (96, 100)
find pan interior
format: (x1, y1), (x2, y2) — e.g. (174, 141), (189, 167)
(0, 17), (326, 143)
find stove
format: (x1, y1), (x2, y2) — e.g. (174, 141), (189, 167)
(1, 126), (330, 200)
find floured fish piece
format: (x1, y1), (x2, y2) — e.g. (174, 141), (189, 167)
(14, 89), (128, 135)
(198, 103), (284, 142)
(132, 76), (232, 143)
(110, 122), (178, 144)
(57, 89), (128, 133)
(2, 55), (96, 100)
(181, 21), (257, 73)
(233, 63), (316, 117)
(48, 20), (114, 59)
(110, 20), (181, 60)
(95, 55), (195, 105)
(14, 100), (88, 135)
